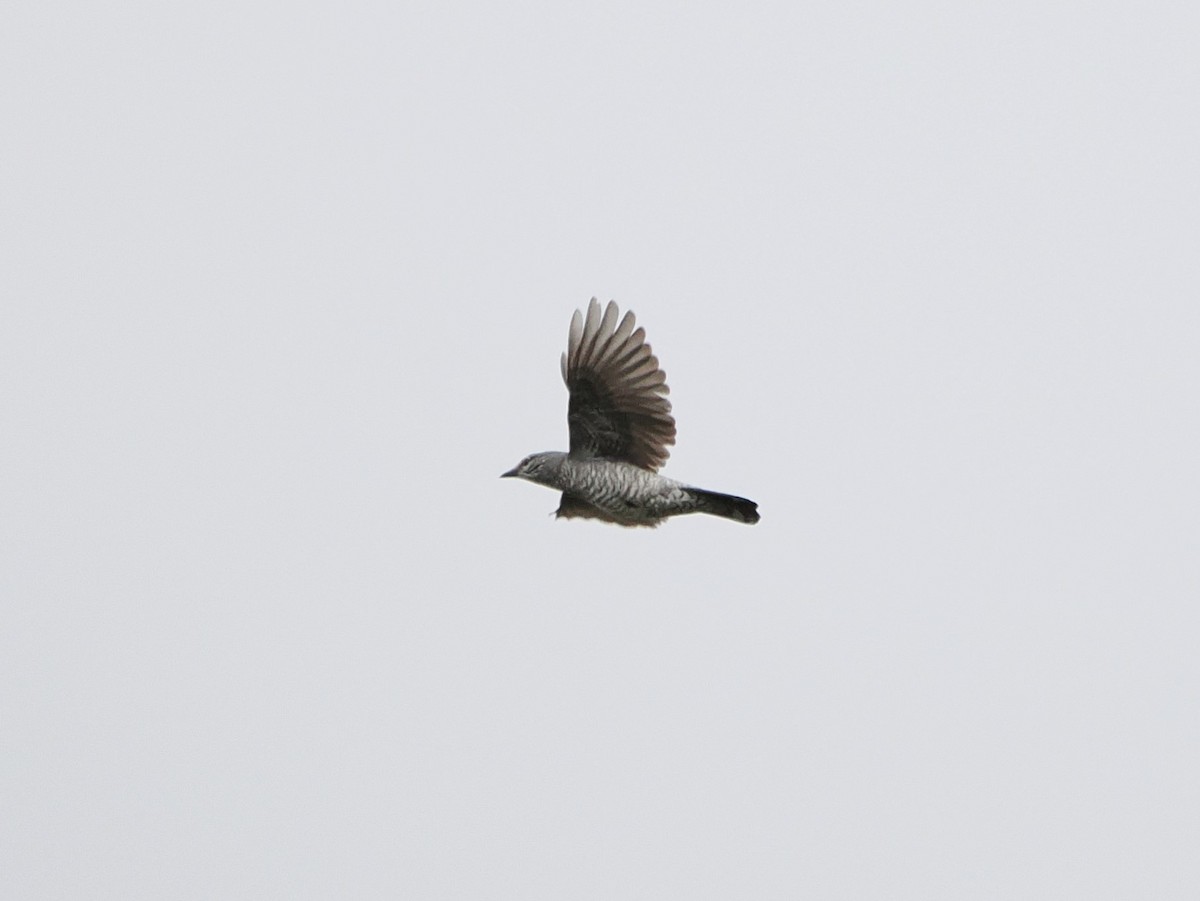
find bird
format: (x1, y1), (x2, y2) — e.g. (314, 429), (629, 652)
(502, 298), (760, 527)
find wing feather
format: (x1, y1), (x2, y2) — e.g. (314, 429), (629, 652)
(555, 492), (662, 527)
(561, 298), (676, 470)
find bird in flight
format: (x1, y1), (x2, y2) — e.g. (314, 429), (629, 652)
(502, 298), (760, 527)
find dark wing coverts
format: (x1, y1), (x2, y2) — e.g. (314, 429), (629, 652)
(560, 298), (676, 471)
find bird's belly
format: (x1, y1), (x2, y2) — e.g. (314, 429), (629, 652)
(563, 462), (692, 523)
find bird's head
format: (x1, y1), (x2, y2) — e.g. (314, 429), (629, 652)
(500, 451), (565, 487)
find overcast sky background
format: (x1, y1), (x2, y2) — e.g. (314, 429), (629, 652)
(3, 2), (1198, 898)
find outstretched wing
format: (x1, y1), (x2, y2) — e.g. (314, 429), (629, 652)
(559, 298), (676, 471)
(555, 492), (662, 528)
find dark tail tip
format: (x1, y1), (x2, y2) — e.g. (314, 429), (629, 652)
(691, 489), (760, 524)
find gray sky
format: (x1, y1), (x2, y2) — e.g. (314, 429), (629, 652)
(3, 1), (1198, 898)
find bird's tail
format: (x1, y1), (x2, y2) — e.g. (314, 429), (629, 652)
(689, 489), (760, 524)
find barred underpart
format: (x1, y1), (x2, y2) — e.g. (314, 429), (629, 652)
(552, 458), (759, 527)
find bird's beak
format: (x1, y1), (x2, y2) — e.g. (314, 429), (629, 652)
(500, 465), (520, 478)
